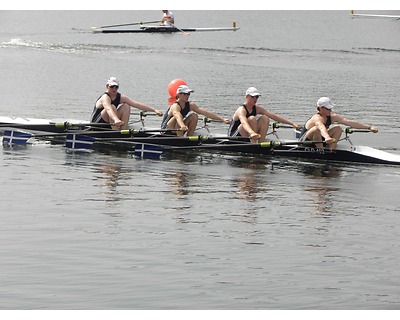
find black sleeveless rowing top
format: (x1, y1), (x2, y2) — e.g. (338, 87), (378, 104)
(90, 92), (121, 123)
(227, 104), (257, 137)
(161, 101), (191, 129)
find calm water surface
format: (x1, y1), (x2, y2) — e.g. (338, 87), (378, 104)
(1, 11), (400, 310)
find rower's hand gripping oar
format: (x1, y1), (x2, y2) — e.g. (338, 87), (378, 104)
(342, 126), (378, 144)
(344, 127), (378, 134)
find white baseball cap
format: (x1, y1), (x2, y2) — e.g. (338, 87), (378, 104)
(176, 85), (194, 95)
(107, 77), (119, 86)
(317, 97), (334, 109)
(245, 87), (261, 97)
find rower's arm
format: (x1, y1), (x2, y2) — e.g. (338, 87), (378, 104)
(170, 105), (187, 129)
(193, 105), (230, 123)
(270, 113), (300, 129)
(257, 107), (298, 129)
(101, 95), (121, 124)
(237, 113), (257, 137)
(315, 120), (332, 140)
(336, 116), (378, 133)
(122, 95), (163, 116)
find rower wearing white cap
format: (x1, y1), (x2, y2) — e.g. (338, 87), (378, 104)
(228, 87), (301, 143)
(300, 97), (378, 150)
(161, 85), (230, 136)
(91, 77), (163, 130)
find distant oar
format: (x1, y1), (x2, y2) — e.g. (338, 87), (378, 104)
(92, 20), (160, 29)
(174, 26), (190, 36)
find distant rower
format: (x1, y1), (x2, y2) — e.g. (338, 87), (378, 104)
(161, 10), (175, 26)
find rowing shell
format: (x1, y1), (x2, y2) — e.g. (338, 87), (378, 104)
(2, 117), (400, 166)
(92, 26), (240, 34)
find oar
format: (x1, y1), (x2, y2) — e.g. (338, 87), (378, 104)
(91, 20), (160, 29)
(67, 134), (254, 151)
(202, 119), (296, 130)
(173, 139), (319, 149)
(77, 134), (250, 145)
(80, 133), (316, 145)
(134, 143), (165, 159)
(173, 25), (190, 36)
(131, 111), (161, 117)
(1, 126), (194, 147)
(133, 140), (320, 159)
(271, 122), (297, 130)
(0, 121), (112, 130)
(1, 130), (98, 146)
(66, 134), (96, 150)
(63, 134), (247, 152)
(1, 127), (186, 142)
(62, 133), (205, 151)
(1, 129), (118, 146)
(344, 127), (378, 134)
(202, 117), (228, 124)
(2, 130), (32, 145)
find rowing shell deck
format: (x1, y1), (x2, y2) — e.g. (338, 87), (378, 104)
(93, 26), (240, 34)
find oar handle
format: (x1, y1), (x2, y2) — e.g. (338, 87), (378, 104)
(129, 128), (183, 135)
(271, 122), (297, 129)
(344, 127), (374, 134)
(136, 111), (162, 118)
(54, 122), (113, 129)
(202, 117), (228, 124)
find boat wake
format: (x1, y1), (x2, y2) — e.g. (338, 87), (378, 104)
(0, 38), (155, 55)
(356, 47), (400, 53)
(3, 38), (398, 59)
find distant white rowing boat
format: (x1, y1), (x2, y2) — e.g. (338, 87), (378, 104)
(92, 22), (240, 34)
(350, 10), (400, 20)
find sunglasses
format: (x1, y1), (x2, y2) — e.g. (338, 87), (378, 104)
(251, 95), (260, 99)
(181, 92), (190, 96)
(109, 85), (119, 89)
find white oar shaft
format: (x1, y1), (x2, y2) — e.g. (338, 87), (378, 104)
(94, 20), (160, 29)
